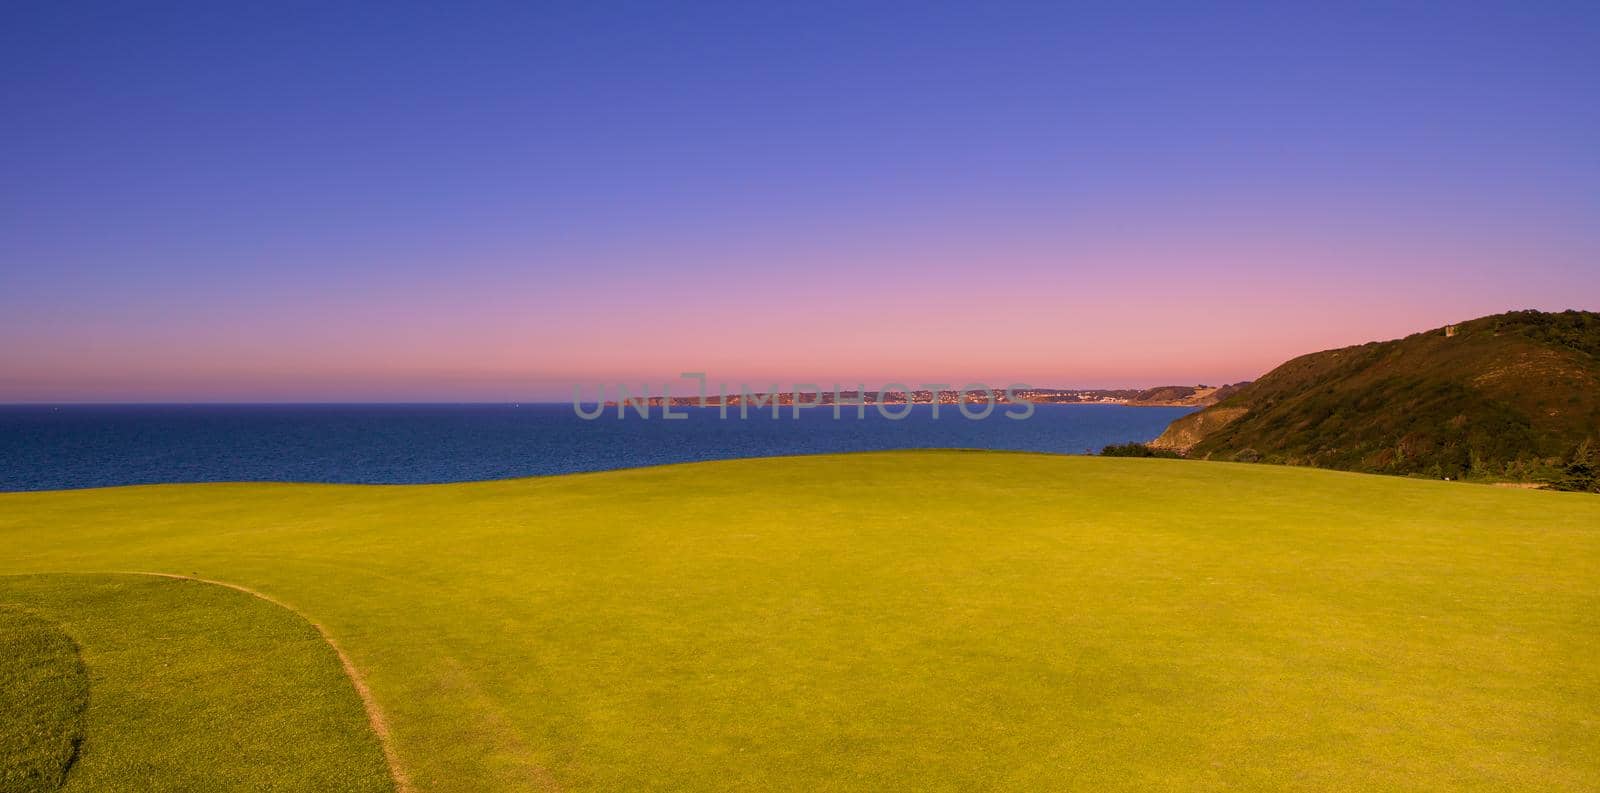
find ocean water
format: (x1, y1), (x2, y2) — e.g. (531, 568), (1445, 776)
(0, 403), (1194, 492)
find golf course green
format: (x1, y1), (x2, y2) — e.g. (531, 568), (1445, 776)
(2, 451), (1597, 791)
(0, 574), (393, 793)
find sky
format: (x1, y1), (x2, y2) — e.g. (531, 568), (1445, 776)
(2, 1), (1597, 402)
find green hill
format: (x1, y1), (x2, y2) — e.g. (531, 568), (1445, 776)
(1153, 310), (1600, 487)
(3, 452), (1599, 790)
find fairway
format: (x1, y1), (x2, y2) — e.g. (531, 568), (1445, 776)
(2, 452), (1598, 791)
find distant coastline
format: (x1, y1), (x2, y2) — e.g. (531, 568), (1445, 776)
(603, 383), (1248, 410)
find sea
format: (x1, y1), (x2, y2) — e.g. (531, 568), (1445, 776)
(0, 403), (1195, 492)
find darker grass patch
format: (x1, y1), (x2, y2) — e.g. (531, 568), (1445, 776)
(0, 607), (88, 792)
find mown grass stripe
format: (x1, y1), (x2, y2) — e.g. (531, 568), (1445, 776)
(120, 572), (413, 793)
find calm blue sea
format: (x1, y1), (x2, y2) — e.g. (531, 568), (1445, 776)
(0, 404), (1194, 492)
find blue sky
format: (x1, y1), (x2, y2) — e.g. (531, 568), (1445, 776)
(3, 2), (1597, 400)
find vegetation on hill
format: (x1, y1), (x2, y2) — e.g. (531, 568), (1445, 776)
(1130, 385), (1199, 403)
(1153, 310), (1600, 488)
(2, 452), (1598, 790)
(1124, 382), (1252, 407)
(1099, 442), (1182, 458)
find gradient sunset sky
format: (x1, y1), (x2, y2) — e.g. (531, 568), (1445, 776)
(3, 2), (1597, 402)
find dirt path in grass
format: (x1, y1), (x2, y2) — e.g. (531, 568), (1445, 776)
(125, 571), (413, 793)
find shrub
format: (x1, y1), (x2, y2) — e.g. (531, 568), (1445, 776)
(1551, 439), (1598, 493)
(1100, 443), (1182, 459)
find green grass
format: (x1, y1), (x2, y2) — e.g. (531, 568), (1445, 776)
(1, 451), (1598, 791)
(0, 575), (392, 792)
(0, 607), (87, 793)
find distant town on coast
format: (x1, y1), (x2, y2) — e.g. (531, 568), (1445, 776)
(601, 383), (1248, 409)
